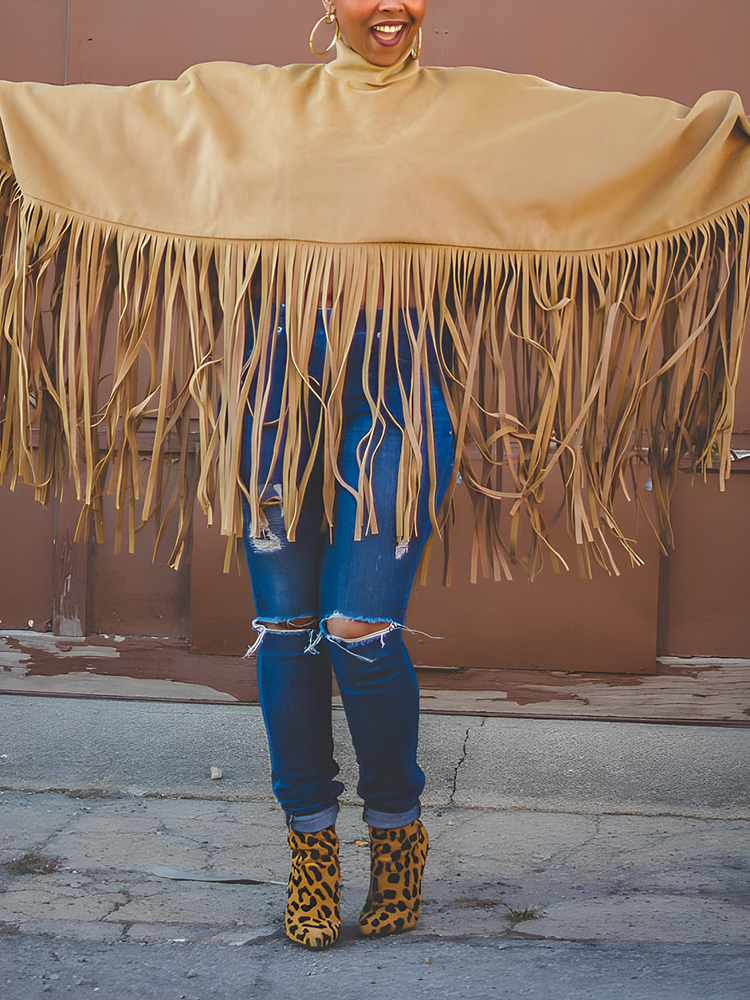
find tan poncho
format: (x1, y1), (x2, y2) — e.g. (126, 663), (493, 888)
(1, 41), (749, 576)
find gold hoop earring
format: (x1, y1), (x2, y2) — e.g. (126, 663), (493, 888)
(310, 1), (339, 57)
(411, 27), (422, 60)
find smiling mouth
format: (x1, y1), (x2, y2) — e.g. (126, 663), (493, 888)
(371, 23), (408, 47)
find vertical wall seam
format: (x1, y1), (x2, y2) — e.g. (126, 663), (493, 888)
(63, 0), (72, 85)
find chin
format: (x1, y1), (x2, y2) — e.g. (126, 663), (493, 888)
(366, 44), (409, 66)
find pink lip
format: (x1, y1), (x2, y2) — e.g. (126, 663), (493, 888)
(370, 23), (408, 47)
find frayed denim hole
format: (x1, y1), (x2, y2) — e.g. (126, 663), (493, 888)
(319, 616), (402, 660)
(245, 522), (283, 553)
(246, 617), (321, 657)
(321, 612), (399, 631)
(245, 496), (286, 553)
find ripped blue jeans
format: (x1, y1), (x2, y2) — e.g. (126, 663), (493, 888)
(242, 307), (454, 832)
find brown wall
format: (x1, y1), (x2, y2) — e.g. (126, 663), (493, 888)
(0, 483), (54, 631)
(2, 0), (749, 667)
(2, 1), (748, 103)
(658, 473), (750, 658)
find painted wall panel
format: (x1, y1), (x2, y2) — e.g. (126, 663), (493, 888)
(5, 1), (742, 103)
(0, 0), (66, 84)
(658, 473), (750, 658)
(0, 483), (54, 630)
(91, 494), (191, 640)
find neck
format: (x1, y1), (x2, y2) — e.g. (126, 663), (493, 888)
(324, 37), (420, 88)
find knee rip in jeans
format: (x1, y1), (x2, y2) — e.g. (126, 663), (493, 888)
(319, 617), (400, 664)
(324, 616), (394, 643)
(266, 616), (318, 631)
(322, 617), (444, 662)
(245, 616), (319, 656)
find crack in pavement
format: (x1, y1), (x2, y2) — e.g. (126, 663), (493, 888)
(449, 720), (484, 804)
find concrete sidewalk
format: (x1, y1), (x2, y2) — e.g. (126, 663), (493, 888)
(0, 695), (749, 998)
(2, 695), (749, 817)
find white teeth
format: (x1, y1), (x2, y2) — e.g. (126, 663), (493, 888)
(374, 25), (403, 35)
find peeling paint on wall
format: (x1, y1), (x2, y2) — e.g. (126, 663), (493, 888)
(0, 631), (120, 658)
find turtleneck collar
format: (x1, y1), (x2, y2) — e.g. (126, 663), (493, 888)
(324, 37), (420, 88)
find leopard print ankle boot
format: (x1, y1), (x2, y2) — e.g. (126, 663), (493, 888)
(285, 826), (341, 949)
(359, 818), (428, 937)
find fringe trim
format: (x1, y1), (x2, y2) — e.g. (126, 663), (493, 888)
(1, 169), (748, 578)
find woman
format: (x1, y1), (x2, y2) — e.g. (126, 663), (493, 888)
(1, 0), (749, 955)
(243, 0), (442, 950)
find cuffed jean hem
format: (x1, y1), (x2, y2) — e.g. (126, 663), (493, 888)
(287, 803), (339, 833)
(363, 803), (421, 830)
